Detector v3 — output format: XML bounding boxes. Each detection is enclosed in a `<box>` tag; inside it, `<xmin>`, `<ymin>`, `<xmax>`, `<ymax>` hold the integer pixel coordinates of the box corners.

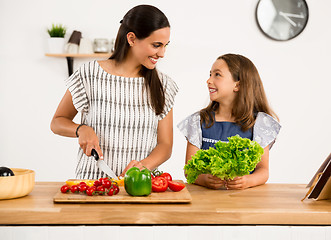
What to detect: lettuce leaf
<box><xmin>184</xmin><ymin>135</ymin><xmax>264</xmax><ymax>184</ymax></box>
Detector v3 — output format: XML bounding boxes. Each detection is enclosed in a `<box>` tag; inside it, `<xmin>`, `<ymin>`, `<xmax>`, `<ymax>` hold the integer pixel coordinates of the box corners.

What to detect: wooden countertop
<box><xmin>0</xmin><ymin>182</ymin><xmax>330</xmax><ymax>225</ymax></box>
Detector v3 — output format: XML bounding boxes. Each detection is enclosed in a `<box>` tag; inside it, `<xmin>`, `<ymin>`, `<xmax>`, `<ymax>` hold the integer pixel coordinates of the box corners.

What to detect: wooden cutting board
<box><xmin>53</xmin><ymin>180</ymin><xmax>192</xmax><ymax>203</ymax></box>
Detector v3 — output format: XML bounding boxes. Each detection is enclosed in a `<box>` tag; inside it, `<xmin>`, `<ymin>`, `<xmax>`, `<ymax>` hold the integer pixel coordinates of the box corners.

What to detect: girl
<box><xmin>51</xmin><ymin>5</ymin><xmax>178</xmax><ymax>179</ymax></box>
<box><xmin>178</xmin><ymin>54</ymin><xmax>280</xmax><ymax>190</ymax></box>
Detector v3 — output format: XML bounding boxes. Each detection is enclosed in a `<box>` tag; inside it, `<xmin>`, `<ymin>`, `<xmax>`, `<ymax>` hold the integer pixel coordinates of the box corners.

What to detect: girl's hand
<box><xmin>226</xmin><ymin>176</ymin><xmax>250</xmax><ymax>190</ymax></box>
<box><xmin>195</xmin><ymin>174</ymin><xmax>226</xmax><ymax>190</ymax></box>
<box><xmin>119</xmin><ymin>160</ymin><xmax>146</xmax><ymax>177</ymax></box>
<box><xmin>77</xmin><ymin>125</ymin><xmax>103</xmax><ymax>159</ymax></box>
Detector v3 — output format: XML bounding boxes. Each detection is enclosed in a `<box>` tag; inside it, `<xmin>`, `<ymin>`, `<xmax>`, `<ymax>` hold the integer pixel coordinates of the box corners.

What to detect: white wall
<box><xmin>0</xmin><ymin>0</ymin><xmax>330</xmax><ymax>183</ymax></box>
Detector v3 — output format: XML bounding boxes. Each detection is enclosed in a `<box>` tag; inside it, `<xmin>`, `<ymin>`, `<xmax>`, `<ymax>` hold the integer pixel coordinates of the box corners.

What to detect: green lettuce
<box><xmin>184</xmin><ymin>135</ymin><xmax>264</xmax><ymax>184</ymax></box>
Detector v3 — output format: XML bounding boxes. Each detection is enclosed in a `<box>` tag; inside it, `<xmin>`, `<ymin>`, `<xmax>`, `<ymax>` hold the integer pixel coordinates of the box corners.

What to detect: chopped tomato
<box><xmin>152</xmin><ymin>176</ymin><xmax>168</xmax><ymax>192</ymax></box>
<box><xmin>168</xmin><ymin>181</ymin><xmax>185</xmax><ymax>192</ymax></box>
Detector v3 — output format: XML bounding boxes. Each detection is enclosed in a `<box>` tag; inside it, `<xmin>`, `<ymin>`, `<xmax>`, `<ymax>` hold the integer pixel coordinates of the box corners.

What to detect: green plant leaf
<box><xmin>47</xmin><ymin>23</ymin><xmax>66</xmax><ymax>38</ymax></box>
<box><xmin>184</xmin><ymin>135</ymin><xmax>264</xmax><ymax>183</ymax></box>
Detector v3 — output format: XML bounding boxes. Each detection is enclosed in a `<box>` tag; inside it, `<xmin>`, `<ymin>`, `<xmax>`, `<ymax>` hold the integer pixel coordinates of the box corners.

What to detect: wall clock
<box><xmin>256</xmin><ymin>0</ymin><xmax>309</xmax><ymax>41</ymax></box>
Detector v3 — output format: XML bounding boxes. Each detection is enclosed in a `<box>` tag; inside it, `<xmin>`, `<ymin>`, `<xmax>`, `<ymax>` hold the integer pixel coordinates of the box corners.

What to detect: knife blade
<box><xmin>91</xmin><ymin>149</ymin><xmax>117</xmax><ymax>179</ymax></box>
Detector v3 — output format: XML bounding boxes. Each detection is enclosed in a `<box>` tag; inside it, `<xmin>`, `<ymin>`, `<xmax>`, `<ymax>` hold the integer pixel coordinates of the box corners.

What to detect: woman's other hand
<box><xmin>119</xmin><ymin>160</ymin><xmax>146</xmax><ymax>177</ymax></box>
<box><xmin>195</xmin><ymin>174</ymin><xmax>226</xmax><ymax>189</ymax></box>
<box><xmin>77</xmin><ymin>125</ymin><xmax>103</xmax><ymax>159</ymax></box>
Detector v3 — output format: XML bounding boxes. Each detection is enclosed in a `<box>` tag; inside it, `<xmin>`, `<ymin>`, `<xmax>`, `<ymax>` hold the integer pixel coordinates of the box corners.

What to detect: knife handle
<box><xmin>91</xmin><ymin>149</ymin><xmax>99</xmax><ymax>160</ymax></box>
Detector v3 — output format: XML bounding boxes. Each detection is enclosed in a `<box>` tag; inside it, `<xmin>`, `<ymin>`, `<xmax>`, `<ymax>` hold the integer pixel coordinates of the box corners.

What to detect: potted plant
<box><xmin>47</xmin><ymin>23</ymin><xmax>66</xmax><ymax>53</ymax></box>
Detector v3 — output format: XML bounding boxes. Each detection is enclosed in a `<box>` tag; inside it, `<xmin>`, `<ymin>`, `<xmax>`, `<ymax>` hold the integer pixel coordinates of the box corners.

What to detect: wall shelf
<box><xmin>45</xmin><ymin>53</ymin><xmax>111</xmax><ymax>76</ymax></box>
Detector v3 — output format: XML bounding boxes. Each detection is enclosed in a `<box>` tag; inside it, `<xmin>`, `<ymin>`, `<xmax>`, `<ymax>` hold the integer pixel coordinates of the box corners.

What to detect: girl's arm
<box><xmin>186</xmin><ymin>142</ymin><xmax>225</xmax><ymax>189</ymax></box>
<box><xmin>50</xmin><ymin>90</ymin><xmax>103</xmax><ymax>158</ymax></box>
<box><xmin>226</xmin><ymin>145</ymin><xmax>269</xmax><ymax>190</ymax></box>
<box><xmin>120</xmin><ymin>108</ymin><xmax>174</xmax><ymax>176</ymax></box>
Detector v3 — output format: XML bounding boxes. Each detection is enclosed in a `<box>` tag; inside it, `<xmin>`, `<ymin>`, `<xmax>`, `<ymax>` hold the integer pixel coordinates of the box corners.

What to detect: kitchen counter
<box><xmin>0</xmin><ymin>182</ymin><xmax>330</xmax><ymax>225</ymax></box>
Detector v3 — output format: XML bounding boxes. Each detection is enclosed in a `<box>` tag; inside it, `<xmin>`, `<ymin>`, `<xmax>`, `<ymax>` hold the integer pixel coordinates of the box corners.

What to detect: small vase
<box><xmin>47</xmin><ymin>37</ymin><xmax>65</xmax><ymax>54</ymax></box>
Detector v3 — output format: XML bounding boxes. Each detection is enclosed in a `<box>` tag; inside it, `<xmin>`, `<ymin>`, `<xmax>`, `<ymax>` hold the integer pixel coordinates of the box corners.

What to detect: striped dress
<box><xmin>65</xmin><ymin>60</ymin><xmax>178</xmax><ymax>179</ymax></box>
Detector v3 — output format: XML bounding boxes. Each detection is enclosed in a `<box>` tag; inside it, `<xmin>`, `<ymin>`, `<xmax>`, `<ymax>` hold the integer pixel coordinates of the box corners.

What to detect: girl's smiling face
<box><xmin>129</xmin><ymin>27</ymin><xmax>170</xmax><ymax>70</ymax></box>
<box><xmin>207</xmin><ymin>59</ymin><xmax>239</xmax><ymax>104</ymax></box>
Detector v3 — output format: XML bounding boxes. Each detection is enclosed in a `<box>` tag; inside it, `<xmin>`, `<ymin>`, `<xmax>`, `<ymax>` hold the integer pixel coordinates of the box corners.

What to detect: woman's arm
<box><xmin>50</xmin><ymin>90</ymin><xmax>103</xmax><ymax>158</ymax></box>
<box><xmin>226</xmin><ymin>145</ymin><xmax>269</xmax><ymax>190</ymax></box>
<box><xmin>186</xmin><ymin>141</ymin><xmax>225</xmax><ymax>189</ymax></box>
<box><xmin>120</xmin><ymin>108</ymin><xmax>174</xmax><ymax>176</ymax></box>
<box><xmin>50</xmin><ymin>90</ymin><xmax>78</xmax><ymax>137</ymax></box>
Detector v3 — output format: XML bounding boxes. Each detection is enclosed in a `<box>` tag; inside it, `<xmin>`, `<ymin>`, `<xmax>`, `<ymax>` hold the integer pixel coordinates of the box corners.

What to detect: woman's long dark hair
<box><xmin>200</xmin><ymin>54</ymin><xmax>278</xmax><ymax>131</ymax></box>
<box><xmin>109</xmin><ymin>5</ymin><xmax>170</xmax><ymax>115</ymax></box>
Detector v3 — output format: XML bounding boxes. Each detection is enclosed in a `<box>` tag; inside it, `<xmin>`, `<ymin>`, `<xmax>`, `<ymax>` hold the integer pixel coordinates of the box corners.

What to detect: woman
<box><xmin>51</xmin><ymin>5</ymin><xmax>178</xmax><ymax>179</ymax></box>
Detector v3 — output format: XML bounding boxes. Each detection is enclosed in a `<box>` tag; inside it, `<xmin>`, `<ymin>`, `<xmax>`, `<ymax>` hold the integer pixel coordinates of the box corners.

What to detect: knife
<box><xmin>91</xmin><ymin>149</ymin><xmax>117</xmax><ymax>179</ymax></box>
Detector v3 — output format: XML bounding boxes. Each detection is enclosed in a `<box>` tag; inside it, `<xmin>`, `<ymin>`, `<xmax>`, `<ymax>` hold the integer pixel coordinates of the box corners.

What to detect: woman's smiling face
<box><xmin>207</xmin><ymin>59</ymin><xmax>239</xmax><ymax>104</ymax></box>
<box><xmin>129</xmin><ymin>27</ymin><xmax>170</xmax><ymax>69</ymax></box>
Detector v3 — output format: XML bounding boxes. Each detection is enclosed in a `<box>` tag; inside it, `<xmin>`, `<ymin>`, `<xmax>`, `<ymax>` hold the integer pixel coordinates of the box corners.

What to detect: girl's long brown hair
<box><xmin>200</xmin><ymin>54</ymin><xmax>278</xmax><ymax>131</ymax></box>
<box><xmin>109</xmin><ymin>5</ymin><xmax>170</xmax><ymax>115</ymax></box>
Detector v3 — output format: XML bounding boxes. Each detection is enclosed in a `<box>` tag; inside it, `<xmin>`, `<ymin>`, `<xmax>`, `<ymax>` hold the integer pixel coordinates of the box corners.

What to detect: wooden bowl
<box><xmin>0</xmin><ymin>168</ymin><xmax>35</xmax><ymax>200</ymax></box>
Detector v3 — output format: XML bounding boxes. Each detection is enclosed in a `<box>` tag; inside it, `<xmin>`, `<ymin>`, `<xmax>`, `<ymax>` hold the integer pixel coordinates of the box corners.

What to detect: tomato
<box><xmin>113</xmin><ymin>185</ymin><xmax>120</xmax><ymax>195</ymax></box>
<box><xmin>152</xmin><ymin>176</ymin><xmax>168</xmax><ymax>192</ymax></box>
<box><xmin>79</xmin><ymin>181</ymin><xmax>87</xmax><ymax>186</ymax></box>
<box><xmin>160</xmin><ymin>172</ymin><xmax>172</xmax><ymax>182</ymax></box>
<box><xmin>93</xmin><ymin>180</ymin><xmax>102</xmax><ymax>187</ymax></box>
<box><xmin>107</xmin><ymin>188</ymin><xmax>114</xmax><ymax>196</ymax></box>
<box><xmin>103</xmin><ymin>180</ymin><xmax>112</xmax><ymax>189</ymax></box>
<box><xmin>168</xmin><ymin>181</ymin><xmax>185</xmax><ymax>192</ymax></box>
<box><xmin>100</xmin><ymin>178</ymin><xmax>108</xmax><ymax>186</ymax></box>
<box><xmin>70</xmin><ymin>185</ymin><xmax>79</xmax><ymax>193</ymax></box>
<box><xmin>86</xmin><ymin>186</ymin><xmax>96</xmax><ymax>196</ymax></box>
<box><xmin>78</xmin><ymin>184</ymin><xmax>87</xmax><ymax>193</ymax></box>
<box><xmin>60</xmin><ymin>185</ymin><xmax>69</xmax><ymax>193</ymax></box>
<box><xmin>96</xmin><ymin>186</ymin><xmax>105</xmax><ymax>195</ymax></box>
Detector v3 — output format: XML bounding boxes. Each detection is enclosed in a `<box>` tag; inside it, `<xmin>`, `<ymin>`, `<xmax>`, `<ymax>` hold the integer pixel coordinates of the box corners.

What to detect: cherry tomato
<box><xmin>79</xmin><ymin>182</ymin><xmax>87</xmax><ymax>186</ymax></box>
<box><xmin>168</xmin><ymin>181</ymin><xmax>185</xmax><ymax>192</ymax></box>
<box><xmin>96</xmin><ymin>186</ymin><xmax>105</xmax><ymax>195</ymax></box>
<box><xmin>89</xmin><ymin>186</ymin><xmax>96</xmax><ymax>191</ymax></box>
<box><xmin>152</xmin><ymin>176</ymin><xmax>168</xmax><ymax>192</ymax></box>
<box><xmin>70</xmin><ymin>185</ymin><xmax>79</xmax><ymax>193</ymax></box>
<box><xmin>107</xmin><ymin>188</ymin><xmax>114</xmax><ymax>196</ymax></box>
<box><xmin>86</xmin><ymin>187</ymin><xmax>95</xmax><ymax>196</ymax></box>
<box><xmin>160</xmin><ymin>172</ymin><xmax>172</xmax><ymax>182</ymax></box>
<box><xmin>113</xmin><ymin>185</ymin><xmax>120</xmax><ymax>195</ymax></box>
<box><xmin>60</xmin><ymin>185</ymin><xmax>69</xmax><ymax>193</ymax></box>
<box><xmin>93</xmin><ymin>180</ymin><xmax>101</xmax><ymax>187</ymax></box>
<box><xmin>78</xmin><ymin>184</ymin><xmax>87</xmax><ymax>193</ymax></box>
<box><xmin>100</xmin><ymin>178</ymin><xmax>108</xmax><ymax>186</ymax></box>
<box><xmin>103</xmin><ymin>180</ymin><xmax>112</xmax><ymax>189</ymax></box>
